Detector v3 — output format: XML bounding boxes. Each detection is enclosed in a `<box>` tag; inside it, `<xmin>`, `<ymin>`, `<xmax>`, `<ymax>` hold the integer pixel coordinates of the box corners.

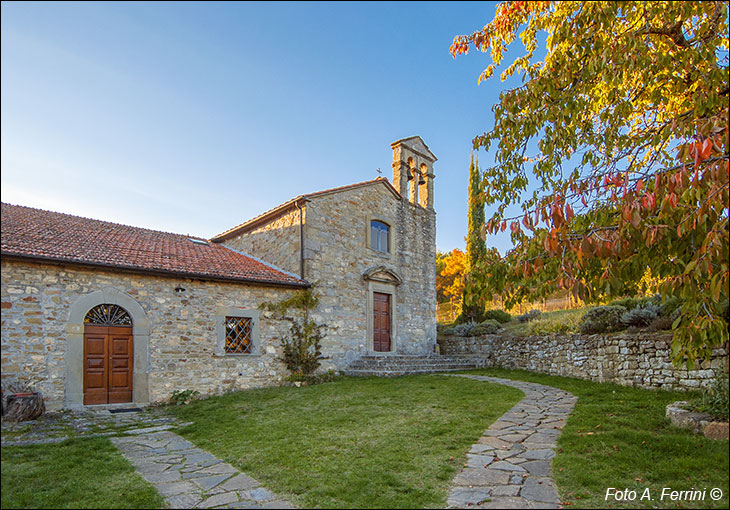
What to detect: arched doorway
<box><xmin>83</xmin><ymin>304</ymin><xmax>134</xmax><ymax>405</ymax></box>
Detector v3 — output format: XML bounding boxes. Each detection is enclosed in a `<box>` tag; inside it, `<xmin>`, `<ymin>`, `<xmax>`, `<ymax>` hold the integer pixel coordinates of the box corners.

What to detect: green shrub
<box><xmin>579</xmin><ymin>305</ymin><xmax>628</xmax><ymax>334</ymax></box>
<box><xmin>646</xmin><ymin>314</ymin><xmax>674</xmax><ymax>331</ymax></box>
<box><xmin>482</xmin><ymin>309</ymin><xmax>512</xmax><ymax>324</ymax></box>
<box><xmin>262</xmin><ymin>289</ymin><xmax>327</xmax><ymax>379</ymax></box>
<box><xmin>170</xmin><ymin>389</ymin><xmax>200</xmax><ymax>405</ymax></box>
<box><xmin>608</xmin><ymin>297</ymin><xmax>641</xmax><ymax>311</ymax></box>
<box><xmin>442</xmin><ymin>320</ymin><xmax>501</xmax><ymax>337</ymax></box>
<box><xmin>621</xmin><ymin>303</ymin><xmax>661</xmax><ymax>327</ymax></box>
<box><xmin>449</xmin><ymin>323</ymin><xmax>475</xmax><ymax>336</ymax></box>
<box><xmin>609</xmin><ymin>294</ymin><xmax>660</xmax><ymax>312</ymax></box>
<box><xmin>517</xmin><ymin>309</ymin><xmax>542</xmax><ymax>323</ymax></box>
<box><xmin>279</xmin><ymin>319</ymin><xmax>325</xmax><ymax>377</ymax></box>
<box><xmin>474</xmin><ymin>319</ymin><xmax>501</xmax><ymax>335</ymax></box>
<box><xmin>692</xmin><ymin>370</ymin><xmax>729</xmax><ymax>421</ymax></box>
<box><xmin>659</xmin><ymin>295</ymin><xmax>683</xmax><ymax>317</ymax></box>
<box><xmin>527</xmin><ymin>315</ymin><xmax>580</xmax><ymax>335</ymax></box>
<box><xmin>289</xmin><ymin>369</ymin><xmax>340</xmax><ymax>385</ymax></box>
<box><xmin>455</xmin><ymin>310</ymin><xmax>484</xmax><ymax>324</ymax></box>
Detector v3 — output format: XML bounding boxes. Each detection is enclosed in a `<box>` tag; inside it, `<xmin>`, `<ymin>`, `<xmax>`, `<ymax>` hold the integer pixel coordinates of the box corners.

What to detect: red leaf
<box><xmin>631</xmin><ymin>209</ymin><xmax>641</xmax><ymax>229</ymax></box>
<box><xmin>500</xmin><ymin>220</ymin><xmax>507</xmax><ymax>232</ymax></box>
<box><xmin>622</xmin><ymin>205</ymin><xmax>631</xmax><ymax>222</ymax></box>
<box><xmin>581</xmin><ymin>237</ymin><xmax>592</xmax><ymax>257</ymax></box>
<box><xmin>565</xmin><ymin>203</ymin><xmax>574</xmax><ymax>222</ymax></box>
<box><xmin>701</xmin><ymin>138</ymin><xmax>712</xmax><ymax>159</ymax></box>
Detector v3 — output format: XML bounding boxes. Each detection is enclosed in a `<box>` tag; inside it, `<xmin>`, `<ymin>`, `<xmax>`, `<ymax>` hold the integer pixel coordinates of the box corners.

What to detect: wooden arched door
<box><xmin>83</xmin><ymin>304</ymin><xmax>133</xmax><ymax>405</ymax></box>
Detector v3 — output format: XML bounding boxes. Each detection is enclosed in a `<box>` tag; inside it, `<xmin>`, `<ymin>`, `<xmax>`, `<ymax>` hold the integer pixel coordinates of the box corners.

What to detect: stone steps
<box><xmin>345</xmin><ymin>367</ymin><xmax>475</xmax><ymax>377</ymax></box>
<box><xmin>344</xmin><ymin>355</ymin><xmax>482</xmax><ymax>377</ymax></box>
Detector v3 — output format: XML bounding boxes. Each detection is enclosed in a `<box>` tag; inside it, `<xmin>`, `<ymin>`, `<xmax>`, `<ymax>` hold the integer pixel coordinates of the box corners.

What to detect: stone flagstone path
<box><xmin>111</xmin><ymin>430</ymin><xmax>294</xmax><ymax>509</ymax></box>
<box><xmin>442</xmin><ymin>374</ymin><xmax>577</xmax><ymax>509</ymax></box>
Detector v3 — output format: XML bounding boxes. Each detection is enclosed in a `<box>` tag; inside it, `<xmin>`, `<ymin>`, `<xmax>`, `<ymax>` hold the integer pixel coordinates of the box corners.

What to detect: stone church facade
<box><xmin>1</xmin><ymin>136</ymin><xmax>438</xmax><ymax>410</ymax></box>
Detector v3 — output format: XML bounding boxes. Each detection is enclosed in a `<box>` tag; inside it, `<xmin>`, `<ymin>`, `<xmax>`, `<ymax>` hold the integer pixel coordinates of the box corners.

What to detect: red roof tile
<box><xmin>1</xmin><ymin>203</ymin><xmax>307</xmax><ymax>287</ymax></box>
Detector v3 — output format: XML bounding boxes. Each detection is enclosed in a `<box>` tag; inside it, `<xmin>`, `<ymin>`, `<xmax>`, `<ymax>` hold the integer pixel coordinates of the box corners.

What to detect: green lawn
<box><xmin>169</xmin><ymin>375</ymin><xmax>523</xmax><ymax>509</ymax></box>
<box><xmin>1</xmin><ymin>436</ymin><xmax>165</xmax><ymax>509</ymax></box>
<box><xmin>4</xmin><ymin>371</ymin><xmax>725</xmax><ymax>510</ymax></box>
<box><xmin>463</xmin><ymin>368</ymin><xmax>730</xmax><ymax>509</ymax></box>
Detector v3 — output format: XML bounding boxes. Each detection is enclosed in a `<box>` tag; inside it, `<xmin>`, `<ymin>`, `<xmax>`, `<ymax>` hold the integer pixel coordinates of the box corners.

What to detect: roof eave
<box><xmin>1</xmin><ymin>252</ymin><xmax>310</xmax><ymax>289</ymax></box>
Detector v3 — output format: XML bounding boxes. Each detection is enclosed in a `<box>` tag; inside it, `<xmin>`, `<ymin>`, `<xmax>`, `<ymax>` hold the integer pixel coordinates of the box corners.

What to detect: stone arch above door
<box><xmin>362</xmin><ymin>266</ymin><xmax>402</xmax><ymax>286</ymax></box>
<box><xmin>65</xmin><ymin>287</ymin><xmax>150</xmax><ymax>409</ymax></box>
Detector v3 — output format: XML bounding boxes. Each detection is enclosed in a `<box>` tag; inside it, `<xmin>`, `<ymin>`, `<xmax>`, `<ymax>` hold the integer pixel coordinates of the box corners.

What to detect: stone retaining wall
<box><xmin>437</xmin><ymin>332</ymin><xmax>728</xmax><ymax>390</ymax></box>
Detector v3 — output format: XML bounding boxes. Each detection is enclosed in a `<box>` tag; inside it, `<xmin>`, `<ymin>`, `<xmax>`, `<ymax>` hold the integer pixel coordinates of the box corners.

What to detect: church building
<box><xmin>1</xmin><ymin>136</ymin><xmax>438</xmax><ymax>410</ymax></box>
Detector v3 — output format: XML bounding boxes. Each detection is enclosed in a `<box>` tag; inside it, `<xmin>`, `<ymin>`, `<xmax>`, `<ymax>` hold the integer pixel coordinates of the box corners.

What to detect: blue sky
<box><xmin>1</xmin><ymin>1</ymin><xmax>529</xmax><ymax>254</ymax></box>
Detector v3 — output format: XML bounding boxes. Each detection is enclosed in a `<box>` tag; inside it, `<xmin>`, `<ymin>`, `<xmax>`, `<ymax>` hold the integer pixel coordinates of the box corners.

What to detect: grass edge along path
<box><xmin>461</xmin><ymin>368</ymin><xmax>729</xmax><ymax>509</ymax></box>
<box><xmin>170</xmin><ymin>374</ymin><xmax>524</xmax><ymax>509</ymax></box>
<box><xmin>1</xmin><ymin>435</ymin><xmax>166</xmax><ymax>509</ymax></box>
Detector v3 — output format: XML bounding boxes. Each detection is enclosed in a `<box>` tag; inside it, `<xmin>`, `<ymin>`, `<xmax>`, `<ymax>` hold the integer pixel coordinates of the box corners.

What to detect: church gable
<box><xmin>390</xmin><ymin>135</ymin><xmax>437</xmax><ymax>162</ymax></box>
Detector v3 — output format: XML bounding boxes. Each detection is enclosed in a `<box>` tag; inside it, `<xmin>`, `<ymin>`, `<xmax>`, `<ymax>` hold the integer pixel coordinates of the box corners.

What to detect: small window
<box><xmin>370</xmin><ymin>220</ymin><xmax>390</xmax><ymax>253</ymax></box>
<box><xmin>224</xmin><ymin>316</ymin><xmax>253</xmax><ymax>354</ymax></box>
<box><xmin>216</xmin><ymin>308</ymin><xmax>259</xmax><ymax>356</ymax></box>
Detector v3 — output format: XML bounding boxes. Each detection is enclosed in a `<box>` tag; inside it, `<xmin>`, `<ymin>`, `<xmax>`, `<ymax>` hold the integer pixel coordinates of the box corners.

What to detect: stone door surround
<box><xmin>363</xmin><ymin>266</ymin><xmax>401</xmax><ymax>354</ymax></box>
<box><xmin>66</xmin><ymin>287</ymin><xmax>150</xmax><ymax>409</ymax></box>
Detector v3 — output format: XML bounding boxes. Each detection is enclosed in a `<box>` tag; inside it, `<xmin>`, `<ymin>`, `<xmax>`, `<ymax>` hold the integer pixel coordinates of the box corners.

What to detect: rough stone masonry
<box><xmin>438</xmin><ymin>331</ymin><xmax>728</xmax><ymax>390</ymax></box>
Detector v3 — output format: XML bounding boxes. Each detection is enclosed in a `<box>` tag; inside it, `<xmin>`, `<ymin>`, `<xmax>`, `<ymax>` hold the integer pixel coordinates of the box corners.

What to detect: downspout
<box><xmin>295</xmin><ymin>200</ymin><xmax>305</xmax><ymax>280</ymax></box>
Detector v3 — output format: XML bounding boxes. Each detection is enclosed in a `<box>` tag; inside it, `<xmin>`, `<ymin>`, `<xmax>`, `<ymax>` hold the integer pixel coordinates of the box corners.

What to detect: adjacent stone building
<box><xmin>1</xmin><ymin>136</ymin><xmax>438</xmax><ymax>410</ymax></box>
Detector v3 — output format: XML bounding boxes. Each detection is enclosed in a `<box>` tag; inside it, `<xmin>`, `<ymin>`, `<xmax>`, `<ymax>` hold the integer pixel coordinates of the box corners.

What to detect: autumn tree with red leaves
<box><xmin>451</xmin><ymin>1</ymin><xmax>729</xmax><ymax>365</ymax></box>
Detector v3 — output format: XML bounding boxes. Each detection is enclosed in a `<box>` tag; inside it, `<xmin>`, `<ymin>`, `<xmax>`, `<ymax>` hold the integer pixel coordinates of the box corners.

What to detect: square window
<box><xmin>224</xmin><ymin>316</ymin><xmax>253</xmax><ymax>354</ymax></box>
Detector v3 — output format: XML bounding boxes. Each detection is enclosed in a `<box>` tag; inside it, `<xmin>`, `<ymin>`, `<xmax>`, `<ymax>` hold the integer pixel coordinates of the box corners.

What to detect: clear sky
<box><xmin>1</xmin><ymin>1</ymin><xmax>529</xmax><ymax>254</ymax></box>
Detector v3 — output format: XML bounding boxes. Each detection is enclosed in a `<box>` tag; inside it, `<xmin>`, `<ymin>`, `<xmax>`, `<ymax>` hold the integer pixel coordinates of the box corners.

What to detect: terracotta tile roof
<box><xmin>212</xmin><ymin>177</ymin><xmax>401</xmax><ymax>241</ymax></box>
<box><xmin>1</xmin><ymin>203</ymin><xmax>307</xmax><ymax>287</ymax></box>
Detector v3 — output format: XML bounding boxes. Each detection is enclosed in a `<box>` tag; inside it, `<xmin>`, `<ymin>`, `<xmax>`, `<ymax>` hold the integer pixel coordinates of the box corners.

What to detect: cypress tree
<box><xmin>461</xmin><ymin>153</ymin><xmax>486</xmax><ymax>322</ymax></box>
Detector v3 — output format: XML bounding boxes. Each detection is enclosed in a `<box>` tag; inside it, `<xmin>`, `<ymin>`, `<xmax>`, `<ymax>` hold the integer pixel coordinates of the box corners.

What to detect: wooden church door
<box><xmin>373</xmin><ymin>292</ymin><xmax>391</xmax><ymax>352</ymax></box>
<box><xmin>83</xmin><ymin>305</ymin><xmax>133</xmax><ymax>405</ymax></box>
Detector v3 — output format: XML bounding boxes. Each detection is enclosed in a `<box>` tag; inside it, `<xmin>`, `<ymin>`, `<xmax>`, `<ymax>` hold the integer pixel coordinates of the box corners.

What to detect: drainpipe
<box><xmin>295</xmin><ymin>200</ymin><xmax>305</xmax><ymax>280</ymax></box>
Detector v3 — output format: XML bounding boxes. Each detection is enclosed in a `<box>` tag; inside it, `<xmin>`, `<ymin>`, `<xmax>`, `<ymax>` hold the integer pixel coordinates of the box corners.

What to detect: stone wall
<box><xmin>438</xmin><ymin>332</ymin><xmax>729</xmax><ymax>390</ymax></box>
<box><xmin>223</xmin><ymin>206</ymin><xmax>302</xmax><ymax>278</ymax></box>
<box><xmin>222</xmin><ymin>180</ymin><xmax>438</xmax><ymax>368</ymax></box>
<box><xmin>303</xmin><ymin>183</ymin><xmax>437</xmax><ymax>367</ymax></box>
<box><xmin>1</xmin><ymin>259</ymin><xmax>298</xmax><ymax>410</ymax></box>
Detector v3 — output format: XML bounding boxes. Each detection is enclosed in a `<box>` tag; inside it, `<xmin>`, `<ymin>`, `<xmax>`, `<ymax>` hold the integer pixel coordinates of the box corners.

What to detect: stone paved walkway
<box><xmin>442</xmin><ymin>374</ymin><xmax>577</xmax><ymax>509</ymax></box>
<box><xmin>111</xmin><ymin>430</ymin><xmax>295</xmax><ymax>509</ymax></box>
<box><xmin>1</xmin><ymin>407</ymin><xmax>181</xmax><ymax>446</ymax></box>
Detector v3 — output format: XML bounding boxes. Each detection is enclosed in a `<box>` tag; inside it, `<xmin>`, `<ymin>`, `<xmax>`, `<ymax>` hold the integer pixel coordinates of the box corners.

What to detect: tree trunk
<box><xmin>3</xmin><ymin>392</ymin><xmax>45</xmax><ymax>422</ymax></box>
